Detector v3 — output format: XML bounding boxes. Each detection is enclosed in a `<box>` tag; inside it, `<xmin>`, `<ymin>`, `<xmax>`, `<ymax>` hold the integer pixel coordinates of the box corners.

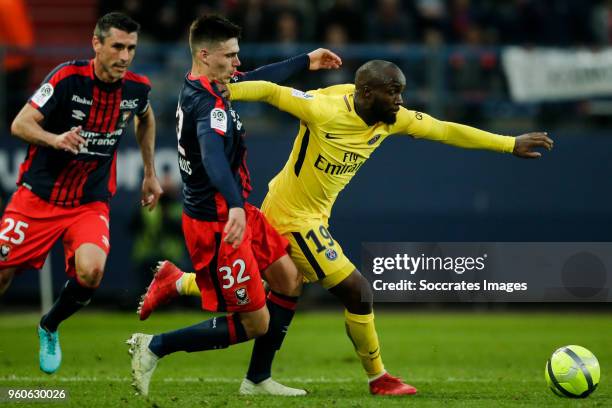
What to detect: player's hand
<box><xmin>224</xmin><ymin>207</ymin><xmax>246</xmax><ymax>249</ymax></box>
<box><xmin>53</xmin><ymin>126</ymin><xmax>86</xmax><ymax>154</ymax></box>
<box><xmin>308</xmin><ymin>48</ymin><xmax>342</xmax><ymax>71</ymax></box>
<box><xmin>513</xmin><ymin>132</ymin><xmax>553</xmax><ymax>159</ymax></box>
<box><xmin>141</xmin><ymin>175</ymin><xmax>163</xmax><ymax>211</ymax></box>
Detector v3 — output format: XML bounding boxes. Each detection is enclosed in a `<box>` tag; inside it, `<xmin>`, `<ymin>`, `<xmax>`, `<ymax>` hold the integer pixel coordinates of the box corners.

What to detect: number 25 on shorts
<box><xmin>0</xmin><ymin>218</ymin><xmax>29</xmax><ymax>245</ymax></box>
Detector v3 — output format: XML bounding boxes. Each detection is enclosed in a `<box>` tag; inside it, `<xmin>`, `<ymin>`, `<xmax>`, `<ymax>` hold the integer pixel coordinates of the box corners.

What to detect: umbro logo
<box><xmin>72</xmin><ymin>110</ymin><xmax>86</xmax><ymax>121</ymax></box>
<box><xmin>325</xmin><ymin>133</ymin><xmax>341</xmax><ymax>140</ymax></box>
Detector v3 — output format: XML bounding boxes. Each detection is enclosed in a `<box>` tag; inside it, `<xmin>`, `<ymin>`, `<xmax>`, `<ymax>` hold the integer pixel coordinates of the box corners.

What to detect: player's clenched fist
<box><xmin>53</xmin><ymin>126</ymin><xmax>86</xmax><ymax>155</ymax></box>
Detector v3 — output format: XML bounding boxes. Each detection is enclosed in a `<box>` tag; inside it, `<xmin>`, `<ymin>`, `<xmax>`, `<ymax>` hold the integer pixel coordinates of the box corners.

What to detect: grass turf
<box><xmin>0</xmin><ymin>311</ymin><xmax>609</xmax><ymax>407</ymax></box>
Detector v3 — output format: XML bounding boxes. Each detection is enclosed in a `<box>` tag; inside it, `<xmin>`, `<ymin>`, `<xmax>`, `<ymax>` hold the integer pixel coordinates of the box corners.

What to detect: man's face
<box><xmin>204</xmin><ymin>38</ymin><xmax>241</xmax><ymax>83</ymax></box>
<box><xmin>369</xmin><ymin>69</ymin><xmax>406</xmax><ymax>124</ymax></box>
<box><xmin>93</xmin><ymin>27</ymin><xmax>138</xmax><ymax>82</ymax></box>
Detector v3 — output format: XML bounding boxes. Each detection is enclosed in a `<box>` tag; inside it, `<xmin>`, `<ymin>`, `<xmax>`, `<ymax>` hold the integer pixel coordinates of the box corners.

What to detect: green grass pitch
<box><xmin>0</xmin><ymin>311</ymin><xmax>609</xmax><ymax>407</ymax></box>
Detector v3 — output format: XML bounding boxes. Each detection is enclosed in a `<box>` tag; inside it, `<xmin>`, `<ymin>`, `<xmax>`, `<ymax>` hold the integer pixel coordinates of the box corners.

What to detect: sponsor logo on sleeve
<box><xmin>120</xmin><ymin>99</ymin><xmax>139</xmax><ymax>109</ymax></box>
<box><xmin>291</xmin><ymin>89</ymin><xmax>314</xmax><ymax>99</ymax></box>
<box><xmin>367</xmin><ymin>134</ymin><xmax>381</xmax><ymax>145</ymax></box>
<box><xmin>31</xmin><ymin>83</ymin><xmax>54</xmax><ymax>107</ymax></box>
<box><xmin>210</xmin><ymin>108</ymin><xmax>228</xmax><ymax>133</ymax></box>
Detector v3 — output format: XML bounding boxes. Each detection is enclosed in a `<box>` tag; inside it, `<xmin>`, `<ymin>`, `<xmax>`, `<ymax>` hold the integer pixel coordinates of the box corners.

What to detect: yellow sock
<box><xmin>178</xmin><ymin>272</ymin><xmax>200</xmax><ymax>296</ymax></box>
<box><xmin>344</xmin><ymin>309</ymin><xmax>385</xmax><ymax>378</ymax></box>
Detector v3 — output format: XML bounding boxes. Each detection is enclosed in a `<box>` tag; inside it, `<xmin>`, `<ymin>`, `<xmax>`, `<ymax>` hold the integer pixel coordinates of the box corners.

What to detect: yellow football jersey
<box><xmin>228</xmin><ymin>81</ymin><xmax>515</xmax><ymax>233</ymax></box>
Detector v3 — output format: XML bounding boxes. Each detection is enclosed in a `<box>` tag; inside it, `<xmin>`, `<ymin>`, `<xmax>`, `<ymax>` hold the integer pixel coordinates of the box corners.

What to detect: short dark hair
<box><xmin>94</xmin><ymin>12</ymin><xmax>140</xmax><ymax>43</ymax></box>
<box><xmin>189</xmin><ymin>15</ymin><xmax>241</xmax><ymax>56</ymax></box>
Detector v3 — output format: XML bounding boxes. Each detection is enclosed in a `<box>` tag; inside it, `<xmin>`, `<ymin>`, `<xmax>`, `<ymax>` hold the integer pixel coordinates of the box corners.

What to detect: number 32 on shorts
<box><xmin>0</xmin><ymin>218</ymin><xmax>29</xmax><ymax>245</ymax></box>
<box><xmin>219</xmin><ymin>259</ymin><xmax>250</xmax><ymax>289</ymax></box>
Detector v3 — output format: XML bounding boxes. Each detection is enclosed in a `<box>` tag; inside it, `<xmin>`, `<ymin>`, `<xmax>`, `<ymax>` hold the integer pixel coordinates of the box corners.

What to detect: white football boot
<box><xmin>127</xmin><ymin>333</ymin><xmax>159</xmax><ymax>397</ymax></box>
<box><xmin>239</xmin><ymin>378</ymin><xmax>307</xmax><ymax>396</ymax></box>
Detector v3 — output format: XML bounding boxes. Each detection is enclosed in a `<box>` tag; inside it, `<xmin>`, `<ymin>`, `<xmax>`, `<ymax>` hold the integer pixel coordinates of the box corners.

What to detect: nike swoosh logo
<box><xmin>325</xmin><ymin>133</ymin><xmax>341</xmax><ymax>139</ymax></box>
<box><xmin>368</xmin><ymin>348</ymin><xmax>379</xmax><ymax>355</ymax></box>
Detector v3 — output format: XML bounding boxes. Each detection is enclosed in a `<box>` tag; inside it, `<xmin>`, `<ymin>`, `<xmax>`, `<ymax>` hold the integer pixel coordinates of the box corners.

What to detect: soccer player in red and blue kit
<box><xmin>127</xmin><ymin>15</ymin><xmax>341</xmax><ymax>397</ymax></box>
<box><xmin>0</xmin><ymin>12</ymin><xmax>163</xmax><ymax>374</ymax></box>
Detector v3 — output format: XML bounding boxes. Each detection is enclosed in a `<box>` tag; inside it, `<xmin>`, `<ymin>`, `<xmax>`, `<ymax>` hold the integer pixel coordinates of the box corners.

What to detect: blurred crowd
<box><xmin>99</xmin><ymin>0</ymin><xmax>612</xmax><ymax>47</ymax></box>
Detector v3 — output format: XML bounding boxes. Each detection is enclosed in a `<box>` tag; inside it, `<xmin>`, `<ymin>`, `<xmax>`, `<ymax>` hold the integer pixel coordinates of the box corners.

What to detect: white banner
<box><xmin>502</xmin><ymin>47</ymin><xmax>612</xmax><ymax>102</ymax></box>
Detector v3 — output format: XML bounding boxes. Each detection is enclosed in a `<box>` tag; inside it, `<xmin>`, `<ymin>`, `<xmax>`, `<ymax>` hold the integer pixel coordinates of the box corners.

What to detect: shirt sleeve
<box><xmin>227</xmin><ymin>80</ymin><xmax>333</xmax><ymax>125</ymax></box>
<box><xmin>394</xmin><ymin>107</ymin><xmax>515</xmax><ymax>153</ymax></box>
<box><xmin>28</xmin><ymin>68</ymin><xmax>70</xmax><ymax>118</ymax></box>
<box><xmin>195</xmin><ymin>99</ymin><xmax>244</xmax><ymax>209</ymax></box>
<box><xmin>230</xmin><ymin>54</ymin><xmax>309</xmax><ymax>83</ymax></box>
<box><xmin>137</xmin><ymin>85</ymin><xmax>151</xmax><ymax>116</ymax></box>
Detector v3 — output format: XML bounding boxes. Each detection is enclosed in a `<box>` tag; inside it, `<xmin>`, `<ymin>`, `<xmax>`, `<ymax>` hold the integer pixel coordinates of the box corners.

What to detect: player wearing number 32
<box><xmin>218</xmin><ymin>60</ymin><xmax>553</xmax><ymax>395</ymax></box>
<box><xmin>127</xmin><ymin>15</ymin><xmax>343</xmax><ymax>397</ymax></box>
<box><xmin>0</xmin><ymin>13</ymin><xmax>162</xmax><ymax>375</ymax></box>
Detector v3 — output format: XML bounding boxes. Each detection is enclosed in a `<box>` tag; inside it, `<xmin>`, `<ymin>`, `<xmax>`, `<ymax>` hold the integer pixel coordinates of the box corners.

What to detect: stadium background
<box><xmin>2</xmin><ymin>0</ymin><xmax>612</xmax><ymax>307</ymax></box>
<box><xmin>0</xmin><ymin>1</ymin><xmax>610</xmax><ymax>407</ymax></box>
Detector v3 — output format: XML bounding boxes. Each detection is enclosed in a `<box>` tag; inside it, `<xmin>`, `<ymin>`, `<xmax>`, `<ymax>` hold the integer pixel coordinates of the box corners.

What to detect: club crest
<box><xmin>235</xmin><ymin>287</ymin><xmax>250</xmax><ymax>305</ymax></box>
<box><xmin>0</xmin><ymin>244</ymin><xmax>11</xmax><ymax>261</ymax></box>
<box><xmin>325</xmin><ymin>248</ymin><xmax>338</xmax><ymax>261</ymax></box>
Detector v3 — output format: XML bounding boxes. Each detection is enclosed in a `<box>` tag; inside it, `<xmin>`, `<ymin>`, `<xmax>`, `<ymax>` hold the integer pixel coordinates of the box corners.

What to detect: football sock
<box><xmin>177</xmin><ymin>272</ymin><xmax>200</xmax><ymax>296</ymax></box>
<box><xmin>148</xmin><ymin>314</ymin><xmax>247</xmax><ymax>358</ymax></box>
<box><xmin>40</xmin><ymin>278</ymin><xmax>95</xmax><ymax>332</ymax></box>
<box><xmin>246</xmin><ymin>291</ymin><xmax>298</xmax><ymax>384</ymax></box>
<box><xmin>344</xmin><ymin>309</ymin><xmax>385</xmax><ymax>378</ymax></box>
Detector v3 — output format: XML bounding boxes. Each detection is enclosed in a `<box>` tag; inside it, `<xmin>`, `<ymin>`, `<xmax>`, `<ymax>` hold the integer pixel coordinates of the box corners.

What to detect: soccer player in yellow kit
<box><xmin>226</xmin><ymin>60</ymin><xmax>552</xmax><ymax>395</ymax></box>
<box><xmin>145</xmin><ymin>60</ymin><xmax>553</xmax><ymax>395</ymax></box>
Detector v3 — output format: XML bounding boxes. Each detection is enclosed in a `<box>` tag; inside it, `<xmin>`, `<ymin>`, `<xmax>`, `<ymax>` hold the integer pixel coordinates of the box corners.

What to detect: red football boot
<box><xmin>138</xmin><ymin>260</ymin><xmax>183</xmax><ymax>320</ymax></box>
<box><xmin>369</xmin><ymin>373</ymin><xmax>418</xmax><ymax>396</ymax></box>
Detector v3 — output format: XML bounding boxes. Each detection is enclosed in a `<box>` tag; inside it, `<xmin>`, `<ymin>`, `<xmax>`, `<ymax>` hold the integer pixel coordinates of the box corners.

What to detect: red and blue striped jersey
<box><xmin>17</xmin><ymin>59</ymin><xmax>151</xmax><ymax>207</ymax></box>
<box><xmin>176</xmin><ymin>54</ymin><xmax>309</xmax><ymax>221</ymax></box>
<box><xmin>176</xmin><ymin>73</ymin><xmax>251</xmax><ymax>221</ymax></box>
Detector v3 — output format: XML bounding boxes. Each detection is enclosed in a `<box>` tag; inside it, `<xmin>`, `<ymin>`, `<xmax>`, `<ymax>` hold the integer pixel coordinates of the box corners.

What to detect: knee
<box><xmin>240</xmin><ymin>310</ymin><xmax>270</xmax><ymax>339</ymax></box>
<box><xmin>269</xmin><ymin>268</ymin><xmax>303</xmax><ymax>297</ymax></box>
<box><xmin>264</xmin><ymin>257</ymin><xmax>303</xmax><ymax>297</ymax></box>
<box><xmin>76</xmin><ymin>261</ymin><xmax>104</xmax><ymax>288</ymax></box>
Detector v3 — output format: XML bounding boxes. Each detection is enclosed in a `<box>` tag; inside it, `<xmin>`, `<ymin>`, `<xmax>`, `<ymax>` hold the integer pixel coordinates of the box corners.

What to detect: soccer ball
<box><xmin>545</xmin><ymin>345</ymin><xmax>600</xmax><ymax>398</ymax></box>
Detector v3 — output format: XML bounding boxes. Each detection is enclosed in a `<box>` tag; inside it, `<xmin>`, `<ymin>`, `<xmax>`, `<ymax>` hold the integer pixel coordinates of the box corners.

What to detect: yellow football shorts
<box><xmin>283</xmin><ymin>222</ymin><xmax>355</xmax><ymax>289</ymax></box>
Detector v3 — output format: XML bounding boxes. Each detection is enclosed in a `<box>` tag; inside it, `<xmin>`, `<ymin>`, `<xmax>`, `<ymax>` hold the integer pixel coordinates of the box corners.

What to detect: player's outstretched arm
<box><xmin>225</xmin><ymin>81</ymin><xmax>328</xmax><ymax>125</ymax></box>
<box><xmin>512</xmin><ymin>132</ymin><xmax>553</xmax><ymax>158</ymax></box>
<box><xmin>10</xmin><ymin>104</ymin><xmax>85</xmax><ymax>154</ymax></box>
<box><xmin>232</xmin><ymin>49</ymin><xmax>341</xmax><ymax>83</ymax></box>
<box><xmin>134</xmin><ymin>106</ymin><xmax>163</xmax><ymax>210</ymax></box>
